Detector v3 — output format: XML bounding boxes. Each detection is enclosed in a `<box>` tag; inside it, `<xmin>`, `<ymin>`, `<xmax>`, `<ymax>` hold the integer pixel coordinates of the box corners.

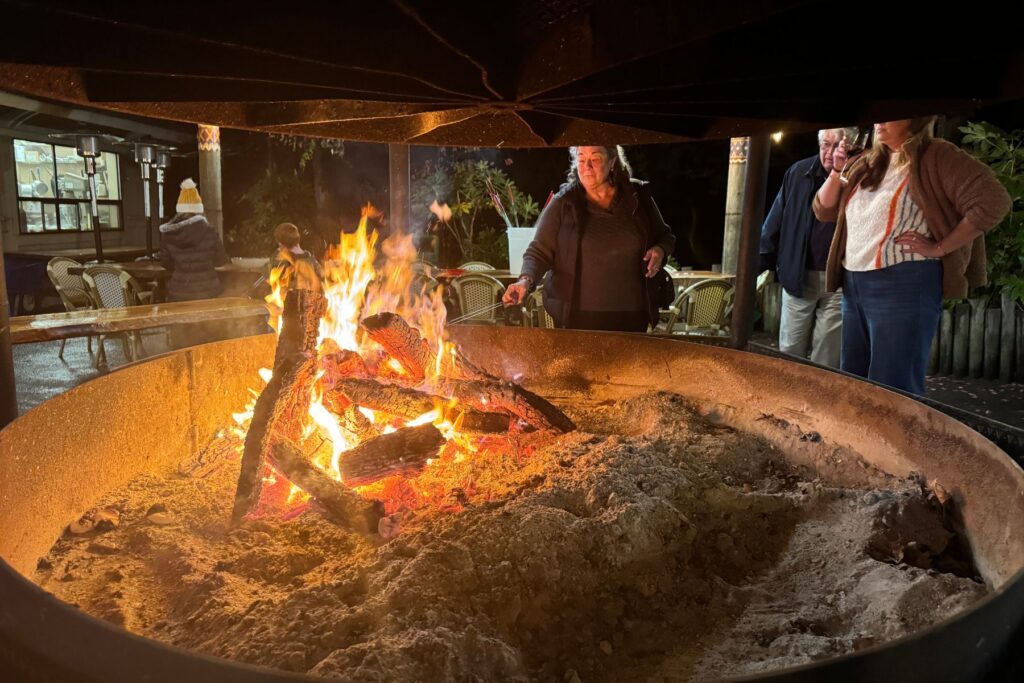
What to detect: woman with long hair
<box><xmin>813</xmin><ymin>118</ymin><xmax>1011</xmax><ymax>394</ymax></box>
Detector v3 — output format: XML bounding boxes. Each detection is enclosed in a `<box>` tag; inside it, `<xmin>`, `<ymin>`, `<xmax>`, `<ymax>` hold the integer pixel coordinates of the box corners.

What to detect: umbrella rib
<box><xmin>14</xmin><ymin>2</ymin><xmax>488</xmax><ymax>102</ymax></box>
<box><xmin>261</xmin><ymin>108</ymin><xmax>480</xmax><ymax>137</ymax></box>
<box><xmin>391</xmin><ymin>0</ymin><xmax>505</xmax><ymax>100</ymax></box>
<box><xmin>394</xmin><ymin>109</ymin><xmax>487</xmax><ymax>143</ymax></box>
<box><xmin>79</xmin><ymin>66</ymin><xmax>478</xmax><ymax>105</ymax></box>
<box><xmin>251</xmin><ymin>106</ymin><xmax>475</xmax><ymax>128</ymax></box>
<box><xmin>511</xmin><ymin>111</ymin><xmax>551</xmax><ymax>146</ymax></box>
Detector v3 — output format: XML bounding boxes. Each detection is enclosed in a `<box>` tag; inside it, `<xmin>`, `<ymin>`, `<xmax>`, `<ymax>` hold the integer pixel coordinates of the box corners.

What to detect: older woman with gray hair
<box><xmin>503</xmin><ymin>145</ymin><xmax>675</xmax><ymax>331</ymax></box>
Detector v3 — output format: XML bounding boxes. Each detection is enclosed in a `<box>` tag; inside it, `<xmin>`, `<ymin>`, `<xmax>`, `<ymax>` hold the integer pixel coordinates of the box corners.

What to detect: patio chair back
<box><xmin>82</xmin><ymin>265</ymin><xmax>147</xmax><ymax>366</ymax></box>
<box><xmin>664</xmin><ymin>279</ymin><xmax>734</xmax><ymax>334</ymax></box>
<box><xmin>83</xmin><ymin>266</ymin><xmax>140</xmax><ymax>309</ymax></box>
<box><xmin>451</xmin><ymin>273</ymin><xmax>505</xmax><ymax>323</ymax></box>
<box><xmin>526</xmin><ymin>288</ymin><xmax>556</xmax><ymax>329</ymax></box>
<box><xmin>46</xmin><ymin>257</ymin><xmax>92</xmax><ymax>311</ymax></box>
<box><xmin>458</xmin><ymin>261</ymin><xmax>494</xmax><ymax>272</ymax></box>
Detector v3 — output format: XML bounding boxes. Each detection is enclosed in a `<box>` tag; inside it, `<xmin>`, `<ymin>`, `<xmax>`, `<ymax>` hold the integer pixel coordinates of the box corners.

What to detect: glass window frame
<box><xmin>13</xmin><ymin>138</ymin><xmax>124</xmax><ymax>235</ymax></box>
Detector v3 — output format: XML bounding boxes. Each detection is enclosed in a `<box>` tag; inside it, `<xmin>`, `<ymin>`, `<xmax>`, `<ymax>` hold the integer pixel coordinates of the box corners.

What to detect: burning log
<box><xmin>232</xmin><ymin>289</ymin><xmax>327</xmax><ymax>524</ymax></box>
<box><xmin>341</xmin><ymin>405</ymin><xmax>380</xmax><ymax>441</ymax></box>
<box><xmin>321</xmin><ymin>387</ymin><xmax>381</xmax><ymax>441</ymax></box>
<box><xmin>320</xmin><ymin>349</ymin><xmax>371</xmax><ymax>386</ymax></box>
<box><xmin>338</xmin><ymin>424</ymin><xmax>445</xmax><ymax>487</ymax></box>
<box><xmin>271</xmin><ymin>441</ymin><xmax>384</xmax><ymax>535</ymax></box>
<box><xmin>360</xmin><ymin>312</ymin><xmax>435</xmax><ymax>382</ymax></box>
<box><xmin>438</xmin><ymin>379</ymin><xmax>575</xmax><ymax>434</ymax></box>
<box><xmin>458</xmin><ymin>411</ymin><xmax>511</xmax><ymax>434</ymax></box>
<box><xmin>332</xmin><ymin>378</ymin><xmax>435</xmax><ymax>419</ymax></box>
<box><xmin>273</xmin><ymin>289</ymin><xmax>327</xmax><ymax>368</ymax></box>
<box><xmin>330</xmin><ymin>379</ymin><xmax>510</xmax><ymax>434</ymax></box>
<box><xmin>232</xmin><ymin>357</ymin><xmax>318</xmax><ymax>524</ymax></box>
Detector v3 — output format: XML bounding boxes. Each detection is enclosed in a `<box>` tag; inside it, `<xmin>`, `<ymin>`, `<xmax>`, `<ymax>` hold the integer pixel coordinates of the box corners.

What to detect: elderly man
<box><xmin>759</xmin><ymin>127</ymin><xmax>857</xmax><ymax>367</ymax></box>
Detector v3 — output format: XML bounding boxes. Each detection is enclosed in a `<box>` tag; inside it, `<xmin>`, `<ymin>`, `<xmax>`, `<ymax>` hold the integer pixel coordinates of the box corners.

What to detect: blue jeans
<box><xmin>841</xmin><ymin>261</ymin><xmax>942</xmax><ymax>395</ymax></box>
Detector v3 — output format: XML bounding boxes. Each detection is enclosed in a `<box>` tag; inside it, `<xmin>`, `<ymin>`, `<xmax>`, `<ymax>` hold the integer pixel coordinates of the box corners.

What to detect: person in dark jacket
<box><xmin>759</xmin><ymin>127</ymin><xmax>856</xmax><ymax>367</ymax></box>
<box><xmin>502</xmin><ymin>146</ymin><xmax>675</xmax><ymax>331</ymax></box>
<box><xmin>159</xmin><ymin>178</ymin><xmax>228</xmax><ymax>301</ymax></box>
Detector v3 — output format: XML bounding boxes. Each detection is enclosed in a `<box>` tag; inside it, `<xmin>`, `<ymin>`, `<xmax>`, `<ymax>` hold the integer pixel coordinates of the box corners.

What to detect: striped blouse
<box><xmin>843</xmin><ymin>164</ymin><xmax>937</xmax><ymax>272</ymax></box>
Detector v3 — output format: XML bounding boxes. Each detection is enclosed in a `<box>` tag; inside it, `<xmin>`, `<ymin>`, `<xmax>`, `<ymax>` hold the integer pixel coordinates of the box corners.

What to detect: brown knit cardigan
<box><xmin>813</xmin><ymin>138</ymin><xmax>1012</xmax><ymax>298</ymax></box>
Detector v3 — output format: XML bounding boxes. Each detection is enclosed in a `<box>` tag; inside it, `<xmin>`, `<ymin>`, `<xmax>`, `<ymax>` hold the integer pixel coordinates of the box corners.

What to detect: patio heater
<box><xmin>154</xmin><ymin>148</ymin><xmax>175</xmax><ymax>223</ymax></box>
<box><xmin>121</xmin><ymin>139</ymin><xmax>176</xmax><ymax>260</ymax></box>
<box><xmin>50</xmin><ymin>131</ymin><xmax>124</xmax><ymax>263</ymax></box>
<box><xmin>132</xmin><ymin>140</ymin><xmax>157</xmax><ymax>259</ymax></box>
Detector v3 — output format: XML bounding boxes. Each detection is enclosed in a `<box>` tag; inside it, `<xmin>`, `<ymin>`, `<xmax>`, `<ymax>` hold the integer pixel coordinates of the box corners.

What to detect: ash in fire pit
<box><xmin>35</xmin><ymin>391</ymin><xmax>987</xmax><ymax>682</ymax></box>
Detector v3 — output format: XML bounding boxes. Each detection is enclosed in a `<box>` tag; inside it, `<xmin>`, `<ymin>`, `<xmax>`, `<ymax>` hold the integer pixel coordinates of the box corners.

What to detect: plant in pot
<box><xmin>412</xmin><ymin>158</ymin><xmax>539</xmax><ymax>268</ymax></box>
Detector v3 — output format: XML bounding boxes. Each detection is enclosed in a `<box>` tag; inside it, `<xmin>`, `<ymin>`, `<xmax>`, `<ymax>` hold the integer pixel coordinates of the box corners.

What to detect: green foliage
<box><xmin>269</xmin><ymin>135</ymin><xmax>345</xmax><ymax>170</ymax></box>
<box><xmin>411</xmin><ymin>159</ymin><xmax>539</xmax><ymax>267</ymax></box>
<box><xmin>958</xmin><ymin>122</ymin><xmax>1024</xmax><ymax>303</ymax></box>
<box><xmin>226</xmin><ymin>168</ymin><xmax>315</xmax><ymax>257</ymax></box>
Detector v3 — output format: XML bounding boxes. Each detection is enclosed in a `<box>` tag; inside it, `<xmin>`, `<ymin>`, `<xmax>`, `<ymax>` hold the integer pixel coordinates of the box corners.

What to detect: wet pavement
<box><xmin>12</xmin><ymin>331</ymin><xmax>175</xmax><ymax>415</ymax></box>
<box><xmin>751</xmin><ymin>332</ymin><xmax>1024</xmax><ymax>429</ymax></box>
<box><xmin>10</xmin><ymin>318</ymin><xmax>266</xmax><ymax>416</ymax></box>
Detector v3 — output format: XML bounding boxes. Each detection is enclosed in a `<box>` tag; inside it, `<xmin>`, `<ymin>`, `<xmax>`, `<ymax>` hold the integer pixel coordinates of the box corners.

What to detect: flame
<box><xmin>231</xmin><ymin>202</ymin><xmax>515</xmax><ymax>517</ymax></box>
<box><xmin>407</xmin><ymin>410</ymin><xmax>440</xmax><ymax>427</ymax></box>
<box><xmin>429</xmin><ymin>200</ymin><xmax>452</xmax><ymax>223</ymax></box>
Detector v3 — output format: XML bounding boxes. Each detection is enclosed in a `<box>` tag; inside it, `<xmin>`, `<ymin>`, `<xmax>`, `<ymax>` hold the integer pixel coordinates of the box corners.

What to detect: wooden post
<box><xmin>722</xmin><ymin>137</ymin><xmax>749</xmax><ymax>276</ymax></box>
<box><xmin>389</xmin><ymin>144</ymin><xmax>410</xmax><ymax>236</ymax></box>
<box><xmin>927</xmin><ymin>319</ymin><xmax>939</xmax><ymax>376</ymax></box>
<box><xmin>1000</xmin><ymin>293</ymin><xmax>1015</xmax><ymax>383</ymax></box>
<box><xmin>197</xmin><ymin>125</ymin><xmax>223</xmax><ymax>238</ymax></box>
<box><xmin>952</xmin><ymin>303</ymin><xmax>970</xmax><ymax>377</ymax></box>
<box><xmin>984</xmin><ymin>308</ymin><xmax>1001</xmax><ymax>380</ymax></box>
<box><xmin>939</xmin><ymin>309</ymin><xmax>953</xmax><ymax>376</ymax></box>
<box><xmin>968</xmin><ymin>297</ymin><xmax>986</xmax><ymax>378</ymax></box>
<box><xmin>729</xmin><ymin>134</ymin><xmax>769</xmax><ymax>350</ymax></box>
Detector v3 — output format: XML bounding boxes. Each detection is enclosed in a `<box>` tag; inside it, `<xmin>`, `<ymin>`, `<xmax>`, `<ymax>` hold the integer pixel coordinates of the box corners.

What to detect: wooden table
<box><xmin>5</xmin><ymin>245</ymin><xmax>152</xmax><ymax>262</ymax></box>
<box><xmin>67</xmin><ymin>262</ymin><xmax>265</xmax><ymax>280</ymax></box>
<box><xmin>9</xmin><ymin>297</ymin><xmax>268</xmax><ymax>344</ymax></box>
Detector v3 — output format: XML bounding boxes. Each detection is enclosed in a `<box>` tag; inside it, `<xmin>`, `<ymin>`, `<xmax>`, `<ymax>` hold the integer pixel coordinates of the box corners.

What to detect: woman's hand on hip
<box><xmin>895</xmin><ymin>232</ymin><xmax>945</xmax><ymax>258</ymax></box>
<box><xmin>643</xmin><ymin>246</ymin><xmax>666</xmax><ymax>278</ymax></box>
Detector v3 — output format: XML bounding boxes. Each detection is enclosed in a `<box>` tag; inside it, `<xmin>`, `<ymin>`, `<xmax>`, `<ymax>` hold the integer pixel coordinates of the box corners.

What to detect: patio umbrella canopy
<box><xmin>0</xmin><ymin>0</ymin><xmax>1021</xmax><ymax>147</ymax></box>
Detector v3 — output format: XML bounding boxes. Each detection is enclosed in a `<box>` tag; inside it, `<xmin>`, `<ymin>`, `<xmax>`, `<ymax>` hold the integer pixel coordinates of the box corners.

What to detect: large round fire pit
<box><xmin>1</xmin><ymin>328</ymin><xmax>1023</xmax><ymax>682</ymax></box>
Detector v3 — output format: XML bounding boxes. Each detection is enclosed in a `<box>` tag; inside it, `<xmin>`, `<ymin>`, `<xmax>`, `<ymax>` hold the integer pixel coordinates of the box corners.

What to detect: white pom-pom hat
<box><xmin>176</xmin><ymin>177</ymin><xmax>204</xmax><ymax>213</ymax></box>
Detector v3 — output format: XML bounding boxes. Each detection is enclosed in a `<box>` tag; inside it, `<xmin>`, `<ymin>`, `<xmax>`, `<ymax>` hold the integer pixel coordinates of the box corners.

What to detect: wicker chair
<box><xmin>450</xmin><ymin>273</ymin><xmax>505</xmax><ymax>324</ymax></box>
<box><xmin>46</xmin><ymin>257</ymin><xmax>95</xmax><ymax>359</ymax></box>
<box><xmin>659</xmin><ymin>279</ymin><xmax>734</xmax><ymax>335</ymax></box>
<box><xmin>82</xmin><ymin>265</ymin><xmax>148</xmax><ymax>367</ymax></box>
<box><xmin>524</xmin><ymin>287</ymin><xmax>556</xmax><ymax>329</ymax></box>
<box><xmin>458</xmin><ymin>261</ymin><xmax>495</xmax><ymax>272</ymax></box>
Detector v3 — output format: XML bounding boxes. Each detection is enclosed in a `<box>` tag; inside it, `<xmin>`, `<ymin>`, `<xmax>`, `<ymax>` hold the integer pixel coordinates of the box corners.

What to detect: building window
<box><xmin>13</xmin><ymin>139</ymin><xmax>122</xmax><ymax>234</ymax></box>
